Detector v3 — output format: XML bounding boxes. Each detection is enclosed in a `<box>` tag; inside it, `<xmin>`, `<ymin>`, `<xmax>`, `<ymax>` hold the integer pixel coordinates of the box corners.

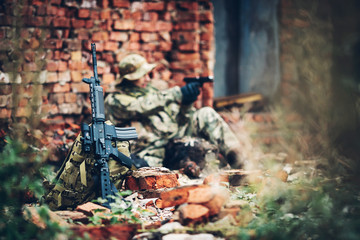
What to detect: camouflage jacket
<box><xmin>104</xmin><ymin>83</ymin><xmax>195</xmax><ymax>163</ymax></box>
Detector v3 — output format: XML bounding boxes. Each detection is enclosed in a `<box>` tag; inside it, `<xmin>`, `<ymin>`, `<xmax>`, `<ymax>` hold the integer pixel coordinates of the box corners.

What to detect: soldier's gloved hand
<box><xmin>180</xmin><ymin>82</ymin><xmax>201</xmax><ymax>105</ymax></box>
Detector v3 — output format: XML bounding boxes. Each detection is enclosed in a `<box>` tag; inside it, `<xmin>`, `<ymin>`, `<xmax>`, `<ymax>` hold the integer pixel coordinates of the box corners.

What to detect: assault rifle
<box><xmin>81</xmin><ymin>43</ymin><xmax>138</xmax><ymax>209</ymax></box>
<box><xmin>183</xmin><ymin>76</ymin><xmax>214</xmax><ymax>86</ymax></box>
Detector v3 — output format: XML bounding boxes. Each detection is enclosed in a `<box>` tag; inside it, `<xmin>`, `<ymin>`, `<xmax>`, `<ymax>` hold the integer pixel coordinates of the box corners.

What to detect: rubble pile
<box><xmin>25</xmin><ymin>164</ymin><xmax>291</xmax><ymax>239</ymax></box>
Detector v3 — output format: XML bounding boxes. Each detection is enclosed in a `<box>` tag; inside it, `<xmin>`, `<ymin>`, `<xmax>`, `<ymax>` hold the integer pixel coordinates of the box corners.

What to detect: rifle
<box><xmin>81</xmin><ymin>43</ymin><xmax>138</xmax><ymax>209</ymax></box>
<box><xmin>183</xmin><ymin>76</ymin><xmax>214</xmax><ymax>86</ymax></box>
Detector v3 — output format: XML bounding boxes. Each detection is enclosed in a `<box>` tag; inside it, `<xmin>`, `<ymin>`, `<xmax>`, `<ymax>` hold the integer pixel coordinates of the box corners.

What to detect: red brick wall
<box><xmin>0</xmin><ymin>0</ymin><xmax>214</xmax><ymax>129</ymax></box>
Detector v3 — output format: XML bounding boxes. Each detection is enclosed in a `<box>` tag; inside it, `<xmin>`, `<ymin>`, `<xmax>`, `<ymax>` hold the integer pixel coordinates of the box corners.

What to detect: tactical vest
<box><xmin>43</xmin><ymin>133</ymin><xmax>132</xmax><ymax>210</ymax></box>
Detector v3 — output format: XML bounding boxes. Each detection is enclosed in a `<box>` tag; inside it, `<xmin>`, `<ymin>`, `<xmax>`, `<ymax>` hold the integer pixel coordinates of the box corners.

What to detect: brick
<box><xmin>102</xmin><ymin>73</ymin><xmax>115</xmax><ymax>84</ymax></box>
<box><xmin>58</xmin><ymin>71</ymin><xmax>71</xmax><ymax>82</ymax></box>
<box><xmin>71</xmin><ymin>18</ymin><xmax>85</xmax><ymax>28</ymax></box>
<box><xmin>120</xmin><ymin>9</ymin><xmax>131</xmax><ymax>19</ymax></box>
<box><xmin>70</xmin><ymin>51</ymin><xmax>82</xmax><ymax>61</ymax></box>
<box><xmin>134</xmin><ymin>21</ymin><xmax>156</xmax><ymax>32</ymax></box>
<box><xmin>61</xmin><ymin>52</ymin><xmax>71</xmax><ymax>61</ymax></box>
<box><xmin>109</xmin><ymin>31</ymin><xmax>128</xmax><ymax>42</ymax></box>
<box><xmin>202</xmin><ymin>23</ymin><xmax>214</xmax><ymax>34</ymax></box>
<box><xmin>46</xmin><ymin>72</ymin><xmax>58</xmax><ymax>83</ymax></box>
<box><xmin>44</xmin><ymin>39</ymin><xmax>63</xmax><ymax>49</ymax></box>
<box><xmin>103</xmin><ymin>53</ymin><xmax>115</xmax><ymax>63</ymax></box>
<box><xmin>78</xmin><ymin>9</ymin><xmax>90</xmax><ymax>19</ymax></box>
<box><xmin>65</xmin><ymin>39</ymin><xmax>82</xmax><ymax>50</ymax></box>
<box><xmin>52</xmin><ymin>17</ymin><xmax>71</xmax><ymax>28</ymax></box>
<box><xmin>100</xmin><ymin>9</ymin><xmax>111</xmax><ymax>19</ymax></box>
<box><xmin>173</xmin><ymin>31</ymin><xmax>200</xmax><ymax>43</ymax></box>
<box><xmin>0</xmin><ymin>108</ymin><xmax>11</xmax><ymax>118</ymax></box>
<box><xmin>103</xmin><ymin>41</ymin><xmax>119</xmax><ymax>51</ymax></box>
<box><xmin>156</xmin><ymin>21</ymin><xmax>173</xmax><ymax>31</ymax></box>
<box><xmin>85</xmin><ymin>20</ymin><xmax>94</xmax><ymax>28</ymax></box>
<box><xmin>143</xmin><ymin>12</ymin><xmax>158</xmax><ymax>21</ymax></box>
<box><xmin>159</xmin><ymin>185</ymin><xmax>199</xmax><ymax>208</ymax></box>
<box><xmin>200</xmin><ymin>32</ymin><xmax>214</xmax><ymax>41</ymax></box>
<box><xmin>64</xmin><ymin>92</ymin><xmax>78</xmax><ymax>103</ymax></box>
<box><xmin>56</xmin><ymin>7</ymin><xmax>66</xmax><ymax>17</ymax></box>
<box><xmin>23</xmin><ymin>62</ymin><xmax>38</xmax><ymax>72</ymax></box>
<box><xmin>177</xmin><ymin>2</ymin><xmax>198</xmax><ymax>10</ymax></box>
<box><xmin>161</xmin><ymin>12</ymin><xmax>172</xmax><ymax>21</ymax></box>
<box><xmin>71</xmin><ymin>82</ymin><xmax>89</xmax><ymax>93</ymax></box>
<box><xmin>171</xmin><ymin>52</ymin><xmax>201</xmax><ymax>61</ymax></box>
<box><xmin>187</xmin><ymin>186</ymin><xmax>214</xmax><ymax>204</ymax></box>
<box><xmin>113</xmin><ymin>0</ymin><xmax>130</xmax><ymax>8</ymax></box>
<box><xmin>175</xmin><ymin>12</ymin><xmax>199</xmax><ymax>22</ymax></box>
<box><xmin>53</xmin><ymin>51</ymin><xmax>61</xmax><ymax>60</ymax></box>
<box><xmin>144</xmin><ymin>2</ymin><xmax>165</xmax><ymax>11</ymax></box>
<box><xmin>158</xmin><ymin>31</ymin><xmax>170</xmax><ymax>42</ymax></box>
<box><xmin>203</xmin><ymin>173</ymin><xmax>229</xmax><ymax>186</ymax></box>
<box><xmin>131</xmin><ymin>11</ymin><xmax>142</xmax><ymax>21</ymax></box>
<box><xmin>0</xmin><ymin>84</ymin><xmax>12</xmax><ymax>95</ymax></box>
<box><xmin>50</xmin><ymin>93</ymin><xmax>65</xmax><ymax>105</ymax></box>
<box><xmin>71</xmin><ymin>71</ymin><xmax>82</xmax><ymax>82</ymax></box>
<box><xmin>174</xmin><ymin>22</ymin><xmax>199</xmax><ymax>31</ymax></box>
<box><xmin>46</xmin><ymin>61</ymin><xmax>59</xmax><ymax>71</ymax></box>
<box><xmin>100</xmin><ymin>0</ymin><xmax>109</xmax><ymax>8</ymax></box>
<box><xmin>178</xmin><ymin>204</ymin><xmax>209</xmax><ymax>225</ymax></box>
<box><xmin>125</xmin><ymin>167</ymin><xmax>179</xmax><ymax>191</ymax></box>
<box><xmin>200</xmin><ymin>11</ymin><xmax>214</xmax><ymax>22</ymax></box>
<box><xmin>203</xmin><ymin>187</ymin><xmax>229</xmax><ymax>216</ymax></box>
<box><xmin>178</xmin><ymin>42</ymin><xmax>199</xmax><ymax>52</ymax></box>
<box><xmin>114</xmin><ymin>20</ymin><xmax>135</xmax><ymax>30</ymax></box>
<box><xmin>76</xmin><ymin>29</ymin><xmax>89</xmax><ymax>40</ymax></box>
<box><xmin>90</xmin><ymin>10</ymin><xmax>100</xmax><ymax>20</ymax></box>
<box><xmin>53</xmin><ymin>83</ymin><xmax>70</xmax><ymax>93</ymax></box>
<box><xmin>140</xmin><ymin>33</ymin><xmax>158</xmax><ymax>42</ymax></box>
<box><xmin>159</xmin><ymin>41</ymin><xmax>172</xmax><ymax>51</ymax></box>
<box><xmin>129</xmin><ymin>32</ymin><xmax>140</xmax><ymax>41</ymax></box>
<box><xmin>166</xmin><ymin>2</ymin><xmax>176</xmax><ymax>11</ymax></box>
<box><xmin>92</xmin><ymin>31</ymin><xmax>109</xmax><ymax>41</ymax></box>
<box><xmin>123</xmin><ymin>42</ymin><xmax>140</xmax><ymax>51</ymax></box>
<box><xmin>130</xmin><ymin>2</ymin><xmax>144</xmax><ymax>12</ymax></box>
<box><xmin>58</xmin><ymin>61</ymin><xmax>68</xmax><ymax>72</ymax></box>
<box><xmin>76</xmin><ymin>202</ymin><xmax>110</xmax><ymax>216</ymax></box>
<box><xmin>170</xmin><ymin>61</ymin><xmax>202</xmax><ymax>71</ymax></box>
<box><xmin>141</xmin><ymin>43</ymin><xmax>157</xmax><ymax>51</ymax></box>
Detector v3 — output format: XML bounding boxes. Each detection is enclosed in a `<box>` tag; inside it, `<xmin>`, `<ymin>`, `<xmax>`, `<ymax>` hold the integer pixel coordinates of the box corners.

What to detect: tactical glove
<box><xmin>180</xmin><ymin>82</ymin><xmax>201</xmax><ymax>105</ymax></box>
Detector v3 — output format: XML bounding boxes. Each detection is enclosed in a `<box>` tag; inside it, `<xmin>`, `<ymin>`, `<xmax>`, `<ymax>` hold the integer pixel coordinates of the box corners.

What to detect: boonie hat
<box><xmin>118</xmin><ymin>54</ymin><xmax>156</xmax><ymax>82</ymax></box>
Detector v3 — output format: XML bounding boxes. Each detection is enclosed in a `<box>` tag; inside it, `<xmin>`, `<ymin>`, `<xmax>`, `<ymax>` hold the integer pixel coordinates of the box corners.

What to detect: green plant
<box><xmin>236</xmin><ymin>177</ymin><xmax>360</xmax><ymax>240</ymax></box>
<box><xmin>89</xmin><ymin>190</ymin><xmax>152</xmax><ymax>226</ymax></box>
<box><xmin>0</xmin><ymin>138</ymin><xmax>65</xmax><ymax>239</ymax></box>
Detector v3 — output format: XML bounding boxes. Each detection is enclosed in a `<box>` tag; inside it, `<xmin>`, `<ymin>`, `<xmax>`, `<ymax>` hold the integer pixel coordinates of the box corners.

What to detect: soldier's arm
<box><xmin>105</xmin><ymin>86</ymin><xmax>183</xmax><ymax>121</ymax></box>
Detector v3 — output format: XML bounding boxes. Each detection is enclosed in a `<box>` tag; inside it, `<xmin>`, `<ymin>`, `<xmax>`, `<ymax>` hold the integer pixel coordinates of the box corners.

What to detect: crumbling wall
<box><xmin>0</xmin><ymin>0</ymin><xmax>215</xmax><ymax>133</ymax></box>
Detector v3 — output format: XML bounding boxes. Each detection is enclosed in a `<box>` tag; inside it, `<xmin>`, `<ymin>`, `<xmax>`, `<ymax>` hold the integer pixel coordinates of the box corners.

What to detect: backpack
<box><xmin>43</xmin><ymin>133</ymin><xmax>132</xmax><ymax>210</ymax></box>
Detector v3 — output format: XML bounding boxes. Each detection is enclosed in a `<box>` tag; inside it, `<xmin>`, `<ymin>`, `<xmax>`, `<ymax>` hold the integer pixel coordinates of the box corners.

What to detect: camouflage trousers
<box><xmin>142</xmin><ymin>107</ymin><xmax>241</xmax><ymax>167</ymax></box>
<box><xmin>43</xmin><ymin>134</ymin><xmax>131</xmax><ymax>210</ymax></box>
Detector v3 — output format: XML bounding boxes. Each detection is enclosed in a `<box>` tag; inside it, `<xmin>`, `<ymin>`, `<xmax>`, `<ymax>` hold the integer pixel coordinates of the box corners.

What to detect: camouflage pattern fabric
<box><xmin>105</xmin><ymin>82</ymin><xmax>241</xmax><ymax>167</ymax></box>
<box><xmin>43</xmin><ymin>123</ymin><xmax>131</xmax><ymax>210</ymax></box>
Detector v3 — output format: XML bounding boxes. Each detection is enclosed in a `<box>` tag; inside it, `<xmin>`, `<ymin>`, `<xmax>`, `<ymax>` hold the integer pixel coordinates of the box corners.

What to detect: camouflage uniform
<box><xmin>105</xmin><ymin>82</ymin><xmax>241</xmax><ymax>167</ymax></box>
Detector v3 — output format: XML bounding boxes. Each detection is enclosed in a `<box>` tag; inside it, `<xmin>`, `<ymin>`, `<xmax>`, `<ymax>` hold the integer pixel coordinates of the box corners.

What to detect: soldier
<box><xmin>105</xmin><ymin>54</ymin><xmax>245</xmax><ymax>168</ymax></box>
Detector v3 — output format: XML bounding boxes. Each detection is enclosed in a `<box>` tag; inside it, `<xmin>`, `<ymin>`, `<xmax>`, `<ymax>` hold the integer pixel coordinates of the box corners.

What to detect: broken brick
<box><xmin>202</xmin><ymin>187</ymin><xmax>229</xmax><ymax>216</ymax></box>
<box><xmin>158</xmin><ymin>185</ymin><xmax>200</xmax><ymax>208</ymax></box>
<box><xmin>75</xmin><ymin>202</ymin><xmax>110</xmax><ymax>217</ymax></box>
<box><xmin>178</xmin><ymin>204</ymin><xmax>209</xmax><ymax>225</ymax></box>
<box><xmin>125</xmin><ymin>167</ymin><xmax>179</xmax><ymax>191</ymax></box>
